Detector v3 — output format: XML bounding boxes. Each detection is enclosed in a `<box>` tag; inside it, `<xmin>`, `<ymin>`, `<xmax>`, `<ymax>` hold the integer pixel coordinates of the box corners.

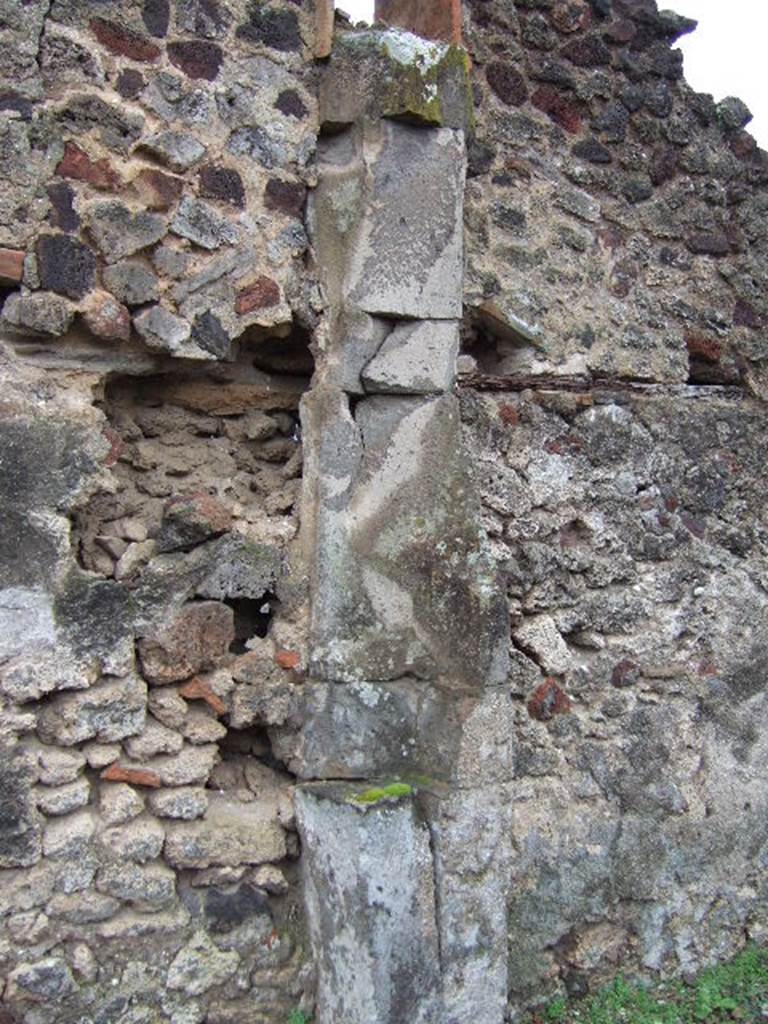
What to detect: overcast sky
<box><xmin>334</xmin><ymin>0</ymin><xmax>767</xmax><ymax>150</ymax></box>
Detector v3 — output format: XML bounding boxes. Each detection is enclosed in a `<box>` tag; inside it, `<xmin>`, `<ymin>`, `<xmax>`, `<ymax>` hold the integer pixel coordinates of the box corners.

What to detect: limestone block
<box><xmin>163</xmin><ymin>793</ymin><xmax>286</xmax><ymax>868</ymax></box>
<box><xmin>149</xmin><ymin>786</ymin><xmax>209</xmax><ymax>821</ymax></box>
<box><xmin>167</xmin><ymin>930</ymin><xmax>239</xmax><ymax>997</ymax></box>
<box><xmin>319</xmin><ymin>29</ymin><xmax>471</xmax><ymax>130</ymax></box>
<box><xmin>0</xmin><ymin>746</ymin><xmax>42</xmax><ymax>867</ymax></box>
<box><xmin>137</xmin><ymin>602</ymin><xmax>234</xmax><ymax>685</ymax></box>
<box><xmin>271</xmin><ymin>683</ymin><xmax>514</xmax><ymax>786</ymax></box>
<box><xmin>99</xmin><ymin>782</ymin><xmax>145</xmax><ymax>825</ymax></box>
<box><xmin>97</xmin><ymin>816</ymin><xmax>165</xmax><ymax>863</ymax></box>
<box><xmin>124</xmin><ymin>718</ymin><xmax>185</xmax><ymax>759</ymax></box>
<box><xmin>95</xmin><ymin>862</ymin><xmax>177</xmax><ymax>910</ymax></box>
<box><xmin>295</xmin><ymin>783</ymin><xmax>442</xmax><ymax>1024</ymax></box>
<box><xmin>349</xmin><ymin>123</ymin><xmax>465</xmax><ymax>319</ymax></box>
<box><xmin>37</xmin><ymin>674</ymin><xmax>147</xmax><ymax>746</ymax></box>
<box><xmin>425</xmin><ymin>786</ymin><xmax>513</xmax><ymax>1024</ymax></box>
<box><xmin>305</xmin><ymin>392</ymin><xmax>508</xmax><ymax>688</ymax></box>
<box><xmin>362</xmin><ymin>320</ymin><xmax>459</xmax><ymax>394</ymax></box>
<box><xmin>35</xmin><ymin>777</ymin><xmax>90</xmax><ymax>816</ymax></box>
<box><xmin>120</xmin><ymin>743</ymin><xmax>219</xmax><ymax>787</ymax></box>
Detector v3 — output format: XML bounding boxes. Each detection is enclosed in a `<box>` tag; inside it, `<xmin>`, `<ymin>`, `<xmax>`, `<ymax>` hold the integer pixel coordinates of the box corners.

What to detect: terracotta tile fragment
<box><xmin>101</xmin><ymin>763</ymin><xmax>162</xmax><ymax>787</ymax></box>
<box><xmin>178</xmin><ymin>677</ymin><xmax>227</xmax><ymax>716</ymax></box>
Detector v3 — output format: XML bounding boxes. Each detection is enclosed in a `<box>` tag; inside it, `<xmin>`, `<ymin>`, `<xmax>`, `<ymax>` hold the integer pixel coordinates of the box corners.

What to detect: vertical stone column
<box><xmin>292</xmin><ymin>22</ymin><xmax>512</xmax><ymax>1024</ymax></box>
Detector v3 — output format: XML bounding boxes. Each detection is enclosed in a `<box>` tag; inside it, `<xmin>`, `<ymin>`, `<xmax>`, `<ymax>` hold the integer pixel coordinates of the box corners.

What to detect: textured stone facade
<box><xmin>0</xmin><ymin>0</ymin><xmax>767</xmax><ymax>1022</ymax></box>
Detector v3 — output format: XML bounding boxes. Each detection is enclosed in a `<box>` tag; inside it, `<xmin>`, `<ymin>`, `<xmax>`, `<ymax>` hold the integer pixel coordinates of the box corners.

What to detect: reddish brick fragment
<box><xmin>167</xmin><ymin>40</ymin><xmax>222</xmax><ymax>81</ymax></box>
<box><xmin>134</xmin><ymin>168</ymin><xmax>184</xmax><ymax>210</ymax></box>
<box><xmin>199</xmin><ymin>165</ymin><xmax>245</xmax><ymax>208</ymax></box>
<box><xmin>528</xmin><ymin>678</ymin><xmax>571</xmax><ymax>721</ymax></box>
<box><xmin>684</xmin><ymin>331</ymin><xmax>721</xmax><ymax>364</ymax></box>
<box><xmin>179</xmin><ymin>677</ymin><xmax>227</xmax><ymax>716</ymax></box>
<box><xmin>275</xmin><ymin>649</ymin><xmax>300</xmax><ymax>670</ymax></box>
<box><xmin>82</xmin><ymin>291</ymin><xmax>132</xmax><ymax>342</ymax></box>
<box><xmin>531</xmin><ymin>85</ymin><xmax>582</xmax><ymax>133</ymax></box>
<box><xmin>486</xmin><ymin>62</ymin><xmax>528</xmax><ymax>108</ymax></box>
<box><xmin>235</xmin><ymin>276</ymin><xmax>280</xmax><ymax>315</ymax></box>
<box><xmin>0</xmin><ymin>248</ymin><xmax>24</xmax><ymax>283</ymax></box>
<box><xmin>101</xmin><ymin>763</ymin><xmax>162</xmax><ymax>787</ymax></box>
<box><xmin>102</xmin><ymin>426</ymin><xmax>125</xmax><ymax>466</ymax></box>
<box><xmin>57</xmin><ymin>142</ymin><xmax>122</xmax><ymax>191</ymax></box>
<box><xmin>498</xmin><ymin>403</ymin><xmax>519</xmax><ymax>427</ymax></box>
<box><xmin>611</xmin><ymin>659</ymin><xmax>639</xmax><ymax>689</ymax></box>
<box><xmin>90</xmin><ymin>17</ymin><xmax>161</xmax><ymax>61</ymax></box>
<box><xmin>264</xmin><ymin>178</ymin><xmax>305</xmax><ymax>218</ymax></box>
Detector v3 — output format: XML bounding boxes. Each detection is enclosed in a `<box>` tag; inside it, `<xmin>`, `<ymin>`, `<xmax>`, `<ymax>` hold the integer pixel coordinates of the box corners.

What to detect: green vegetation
<box><xmin>528</xmin><ymin>945</ymin><xmax>768</xmax><ymax>1024</ymax></box>
<box><xmin>348</xmin><ymin>782</ymin><xmax>414</xmax><ymax>805</ymax></box>
<box><xmin>287</xmin><ymin>1011</ymin><xmax>310</xmax><ymax>1024</ymax></box>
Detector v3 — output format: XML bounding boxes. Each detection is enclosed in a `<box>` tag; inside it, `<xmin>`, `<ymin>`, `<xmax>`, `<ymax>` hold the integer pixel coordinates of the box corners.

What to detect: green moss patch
<box><xmin>348</xmin><ymin>782</ymin><xmax>414</xmax><ymax>805</ymax></box>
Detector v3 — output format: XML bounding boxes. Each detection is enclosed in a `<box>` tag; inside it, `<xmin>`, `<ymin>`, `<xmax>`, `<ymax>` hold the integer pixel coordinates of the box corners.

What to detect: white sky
<box><xmin>334</xmin><ymin>0</ymin><xmax>768</xmax><ymax>150</ymax></box>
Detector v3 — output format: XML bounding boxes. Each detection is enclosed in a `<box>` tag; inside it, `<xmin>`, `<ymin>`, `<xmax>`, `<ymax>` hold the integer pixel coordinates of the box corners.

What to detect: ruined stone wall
<box><xmin>461</xmin><ymin>0</ymin><xmax>768</xmax><ymax>1009</ymax></box>
<box><xmin>0</xmin><ymin>0</ymin><xmax>767</xmax><ymax>1022</ymax></box>
<box><xmin>0</xmin><ymin>1</ymin><xmax>319</xmax><ymax>1020</ymax></box>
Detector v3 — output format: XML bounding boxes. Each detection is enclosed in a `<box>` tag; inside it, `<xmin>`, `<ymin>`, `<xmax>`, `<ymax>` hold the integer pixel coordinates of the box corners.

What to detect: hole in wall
<box><xmin>226</xmin><ymin>593</ymin><xmax>278</xmax><ymax>654</ymax></box>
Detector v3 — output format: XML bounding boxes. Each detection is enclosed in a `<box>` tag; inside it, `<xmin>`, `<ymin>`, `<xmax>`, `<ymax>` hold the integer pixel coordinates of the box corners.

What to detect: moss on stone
<box><xmin>348</xmin><ymin>782</ymin><xmax>414</xmax><ymax>805</ymax></box>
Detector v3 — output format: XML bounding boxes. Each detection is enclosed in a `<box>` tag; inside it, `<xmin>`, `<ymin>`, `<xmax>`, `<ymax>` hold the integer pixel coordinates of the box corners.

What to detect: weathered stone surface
<box><xmin>120</xmin><ymin>743</ymin><xmax>219</xmax><ymax>787</ymax></box>
<box><xmin>133</xmin><ymin>304</ymin><xmax>192</xmax><ymax>355</ymax></box>
<box><xmin>2</xmin><ymin>291</ymin><xmax>74</xmax><ymax>335</ymax></box>
<box><xmin>305</xmin><ymin>391</ymin><xmax>508</xmax><ymax>687</ymax></box>
<box><xmin>167</xmin><ymin>930</ymin><xmax>239</xmax><ymax>996</ymax></box>
<box><xmin>97</xmin><ymin>816</ymin><xmax>165</xmax><ymax>863</ymax></box>
<box><xmin>42</xmin><ymin>810</ymin><xmax>95</xmax><ymax>859</ymax></box>
<box><xmin>149</xmin><ymin>786</ymin><xmax>209</xmax><ymax>820</ymax></box>
<box><xmin>362</xmin><ymin>319</ymin><xmax>459</xmax><ymax>394</ymax></box>
<box><xmin>96</xmin><ymin>861</ymin><xmax>176</xmax><ymax>909</ymax></box>
<box><xmin>6</xmin><ymin>957</ymin><xmax>76</xmax><ymax>1002</ymax></box>
<box><xmin>196</xmin><ymin>535</ymin><xmax>281</xmax><ymax>600</ymax></box>
<box><xmin>103</xmin><ymin>259</ymin><xmax>160</xmax><ymax>305</ymax></box>
<box><xmin>99</xmin><ymin>782</ymin><xmax>145</xmax><ymax>824</ymax></box>
<box><xmin>37</xmin><ymin>674</ymin><xmax>146</xmax><ymax>747</ymax></box>
<box><xmin>0</xmin><ymin>746</ymin><xmax>42</xmax><ymax>868</ymax></box>
<box><xmin>137</xmin><ymin>131</ymin><xmax>206</xmax><ymax>172</ymax></box>
<box><xmin>86</xmin><ymin>201</ymin><xmax>166</xmax><ymax>262</ymax></box>
<box><xmin>296</xmin><ymin>783</ymin><xmax>442</xmax><ymax>1024</ymax></box>
<box><xmin>137</xmin><ymin>602</ymin><xmax>234</xmax><ymax>684</ymax></box>
<box><xmin>163</xmin><ymin>793</ymin><xmax>286</xmax><ymax>868</ymax></box>
<box><xmin>170</xmin><ymin>197</ymin><xmax>238</xmax><ymax>250</ymax></box>
<box><xmin>36</xmin><ymin>777</ymin><xmax>90</xmax><ymax>815</ymax></box>
<box><xmin>312</xmin><ymin>121</ymin><xmax>465</xmax><ymax>319</ymax></box>
<box><xmin>319</xmin><ymin>30</ymin><xmax>471</xmax><ymax>130</ymax></box>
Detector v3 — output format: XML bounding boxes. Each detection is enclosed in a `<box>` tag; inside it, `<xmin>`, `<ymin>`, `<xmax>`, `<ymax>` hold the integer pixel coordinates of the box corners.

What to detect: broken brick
<box><xmin>264</xmin><ymin>178</ymin><xmax>305</xmax><ymax>218</ymax></box>
<box><xmin>101</xmin><ymin>763</ymin><xmax>162</xmax><ymax>788</ymax></box>
<box><xmin>178</xmin><ymin>677</ymin><xmax>227</xmax><ymax>716</ymax></box>
<box><xmin>235</xmin><ymin>276</ymin><xmax>280</xmax><ymax>315</ymax></box>
<box><xmin>199</xmin><ymin>165</ymin><xmax>245</xmax><ymax>207</ymax></box>
<box><xmin>527</xmin><ymin>678</ymin><xmax>572</xmax><ymax>721</ymax></box>
<box><xmin>57</xmin><ymin>142</ymin><xmax>122</xmax><ymax>191</ymax></box>
<box><xmin>0</xmin><ymin>248</ymin><xmax>25</xmax><ymax>283</ymax></box>
<box><xmin>90</xmin><ymin>17</ymin><xmax>161</xmax><ymax>61</ymax></box>
<box><xmin>82</xmin><ymin>291</ymin><xmax>132</xmax><ymax>342</ymax></box>
<box><xmin>167</xmin><ymin>40</ymin><xmax>223</xmax><ymax>81</ymax></box>
<box><xmin>275</xmin><ymin>649</ymin><xmax>300</xmax><ymax>670</ymax></box>
<box><xmin>134</xmin><ymin>168</ymin><xmax>184</xmax><ymax>210</ymax></box>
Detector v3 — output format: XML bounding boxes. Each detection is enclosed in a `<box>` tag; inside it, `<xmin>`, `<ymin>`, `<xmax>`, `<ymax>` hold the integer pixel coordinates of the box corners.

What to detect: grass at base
<box><xmin>527</xmin><ymin>945</ymin><xmax>768</xmax><ymax>1024</ymax></box>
